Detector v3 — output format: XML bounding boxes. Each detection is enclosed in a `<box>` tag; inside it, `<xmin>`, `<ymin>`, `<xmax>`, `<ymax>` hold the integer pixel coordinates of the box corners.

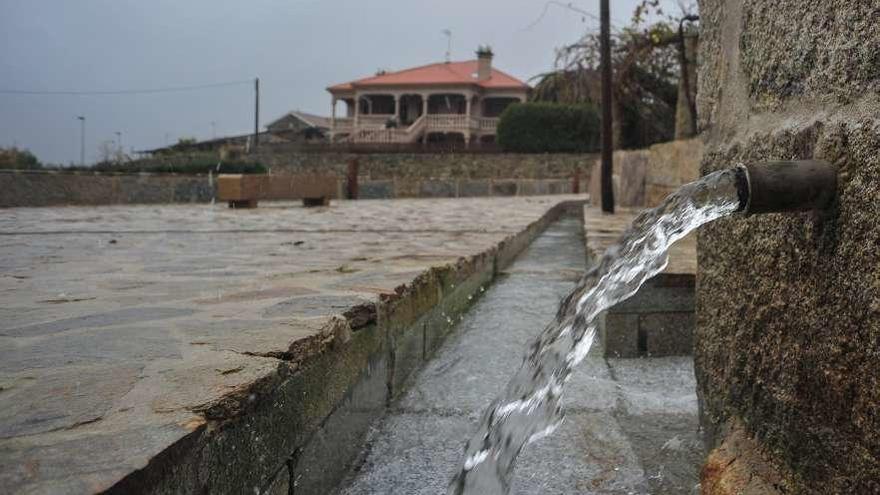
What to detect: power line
<box><xmin>0</xmin><ymin>80</ymin><xmax>252</xmax><ymax>96</ymax></box>
<box><xmin>520</xmin><ymin>1</ymin><xmax>625</xmax><ymax>32</ymax></box>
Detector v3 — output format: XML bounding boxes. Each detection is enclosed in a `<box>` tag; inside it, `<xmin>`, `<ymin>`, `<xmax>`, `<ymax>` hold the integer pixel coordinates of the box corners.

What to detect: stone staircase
<box><xmin>343</xmin><ymin>115</ymin><xmax>426</xmax><ymax>144</ymax></box>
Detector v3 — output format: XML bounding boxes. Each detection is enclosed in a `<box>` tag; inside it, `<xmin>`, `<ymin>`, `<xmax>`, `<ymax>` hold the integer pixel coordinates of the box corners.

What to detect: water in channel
<box><xmin>449</xmin><ymin>169</ymin><xmax>742</xmax><ymax>494</ymax></box>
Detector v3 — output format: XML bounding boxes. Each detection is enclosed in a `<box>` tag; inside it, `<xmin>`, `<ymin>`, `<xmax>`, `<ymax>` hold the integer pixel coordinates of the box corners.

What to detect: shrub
<box><xmin>0</xmin><ymin>147</ymin><xmax>42</xmax><ymax>170</ymax></box>
<box><xmin>496</xmin><ymin>102</ymin><xmax>600</xmax><ymax>153</ymax></box>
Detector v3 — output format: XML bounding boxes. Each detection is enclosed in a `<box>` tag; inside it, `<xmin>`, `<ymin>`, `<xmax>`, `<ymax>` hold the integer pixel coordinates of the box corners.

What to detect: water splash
<box><xmin>449</xmin><ymin>169</ymin><xmax>742</xmax><ymax>494</ymax></box>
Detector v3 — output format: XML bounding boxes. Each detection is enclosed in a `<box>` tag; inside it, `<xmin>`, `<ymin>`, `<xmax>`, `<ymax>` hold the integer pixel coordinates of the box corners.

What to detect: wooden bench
<box><xmin>217</xmin><ymin>174</ymin><xmax>338</xmax><ymax>208</ymax></box>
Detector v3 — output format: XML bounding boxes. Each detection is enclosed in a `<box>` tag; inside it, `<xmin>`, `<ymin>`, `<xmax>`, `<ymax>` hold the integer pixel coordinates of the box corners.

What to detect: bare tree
<box><xmin>97</xmin><ymin>140</ymin><xmax>127</xmax><ymax>165</ymax></box>
<box><xmin>532</xmin><ymin>0</ymin><xmax>698</xmax><ymax>148</ymax></box>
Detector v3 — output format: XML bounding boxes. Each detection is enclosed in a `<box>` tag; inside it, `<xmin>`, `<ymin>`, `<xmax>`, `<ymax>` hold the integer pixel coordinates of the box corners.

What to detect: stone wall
<box><xmin>695</xmin><ymin>0</ymin><xmax>880</xmax><ymax>493</ymax></box>
<box><xmin>282</xmin><ymin>152</ymin><xmax>593</xmax><ymax>199</ymax></box>
<box><xmin>0</xmin><ymin>170</ymin><xmax>215</xmax><ymax>208</ymax></box>
<box><xmin>255</xmin><ymin>151</ymin><xmax>593</xmax><ymax>181</ymax></box>
<box><xmin>588</xmin><ymin>138</ymin><xmax>702</xmax><ymax>208</ymax></box>
<box><xmin>3</xmin><ymin>153</ymin><xmax>594</xmax><ymax>207</ymax></box>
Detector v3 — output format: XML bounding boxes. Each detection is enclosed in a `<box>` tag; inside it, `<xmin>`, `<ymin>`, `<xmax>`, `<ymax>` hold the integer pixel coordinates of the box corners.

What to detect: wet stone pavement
<box><xmin>0</xmin><ymin>196</ymin><xmax>579</xmax><ymax>493</ymax></box>
<box><xmin>339</xmin><ymin>216</ymin><xmax>703</xmax><ymax>494</ymax></box>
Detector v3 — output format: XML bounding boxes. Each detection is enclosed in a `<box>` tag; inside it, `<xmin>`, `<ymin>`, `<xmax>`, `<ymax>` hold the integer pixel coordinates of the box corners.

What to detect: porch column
<box><xmin>421</xmin><ymin>94</ymin><xmax>430</xmax><ymax>146</ymax></box>
<box><xmin>394</xmin><ymin>95</ymin><xmax>400</xmax><ymax>122</ymax></box>
<box><xmin>330</xmin><ymin>96</ymin><xmax>337</xmax><ymax>140</ymax></box>
<box><xmin>464</xmin><ymin>96</ymin><xmax>472</xmax><ymax>147</ymax></box>
<box><xmin>354</xmin><ymin>93</ymin><xmax>360</xmax><ymax>127</ymax></box>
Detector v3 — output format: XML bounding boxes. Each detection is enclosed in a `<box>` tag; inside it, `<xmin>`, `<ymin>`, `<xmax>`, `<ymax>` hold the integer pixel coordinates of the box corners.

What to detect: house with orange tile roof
<box><xmin>327</xmin><ymin>47</ymin><xmax>529</xmax><ymax>145</ymax></box>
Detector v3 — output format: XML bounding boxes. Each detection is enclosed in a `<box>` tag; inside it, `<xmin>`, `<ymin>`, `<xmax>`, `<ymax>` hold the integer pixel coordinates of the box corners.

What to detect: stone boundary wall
<box><xmin>0</xmin><ymin>169</ymin><xmax>215</xmax><ymax>208</ymax></box>
<box><xmin>356</xmin><ymin>176</ymin><xmax>582</xmax><ymax>199</ymax></box>
<box><xmin>2</xmin><ymin>153</ymin><xmax>595</xmax><ymax>207</ymax></box>
<box><xmin>266</xmin><ymin>151</ymin><xmax>594</xmax><ymax>199</ymax></box>
<box><xmin>588</xmin><ymin>139</ymin><xmax>703</xmax><ymax>208</ymax></box>
<box><xmin>255</xmin><ymin>151</ymin><xmax>595</xmax><ymax>181</ymax></box>
<box><xmin>104</xmin><ymin>200</ymin><xmax>582</xmax><ymax>495</ymax></box>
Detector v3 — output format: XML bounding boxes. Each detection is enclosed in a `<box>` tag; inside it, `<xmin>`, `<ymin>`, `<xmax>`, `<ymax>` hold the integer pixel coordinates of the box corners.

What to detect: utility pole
<box><xmin>599</xmin><ymin>0</ymin><xmax>615</xmax><ymax>213</ymax></box>
<box><xmin>442</xmin><ymin>29</ymin><xmax>452</xmax><ymax>62</ymax></box>
<box><xmin>211</xmin><ymin>121</ymin><xmax>217</xmax><ymax>140</ymax></box>
<box><xmin>76</xmin><ymin>116</ymin><xmax>85</xmax><ymax>166</ymax></box>
<box><xmin>253</xmin><ymin>77</ymin><xmax>260</xmax><ymax>151</ymax></box>
<box><xmin>115</xmin><ymin>131</ymin><xmax>122</xmax><ymax>153</ymax></box>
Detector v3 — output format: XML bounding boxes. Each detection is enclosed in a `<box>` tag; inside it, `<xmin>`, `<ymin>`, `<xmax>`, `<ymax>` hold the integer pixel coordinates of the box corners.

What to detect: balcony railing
<box><xmin>474</xmin><ymin>117</ymin><xmax>499</xmax><ymax>131</ymax></box>
<box><xmin>425</xmin><ymin>114</ymin><xmax>469</xmax><ymax>129</ymax></box>
<box><xmin>336</xmin><ymin>114</ymin><xmax>500</xmax><ymax>141</ymax></box>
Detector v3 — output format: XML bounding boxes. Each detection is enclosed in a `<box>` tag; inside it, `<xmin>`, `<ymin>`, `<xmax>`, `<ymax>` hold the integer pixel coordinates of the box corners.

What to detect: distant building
<box><xmin>142</xmin><ymin>131</ymin><xmax>284</xmax><ymax>155</ymax></box>
<box><xmin>143</xmin><ymin>111</ymin><xmax>331</xmax><ymax>155</ymax></box>
<box><xmin>327</xmin><ymin>47</ymin><xmax>529</xmax><ymax>145</ymax></box>
<box><xmin>265</xmin><ymin>110</ymin><xmax>332</xmax><ymax>140</ymax></box>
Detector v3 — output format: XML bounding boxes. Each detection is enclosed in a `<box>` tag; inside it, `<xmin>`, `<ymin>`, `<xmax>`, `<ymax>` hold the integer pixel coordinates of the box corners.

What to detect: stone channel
<box><xmin>338</xmin><ymin>214</ymin><xmax>703</xmax><ymax>494</ymax></box>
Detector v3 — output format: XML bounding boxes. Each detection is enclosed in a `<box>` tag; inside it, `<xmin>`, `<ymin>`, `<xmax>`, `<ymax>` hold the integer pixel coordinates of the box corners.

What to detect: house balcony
<box><xmin>329</xmin><ymin>91</ymin><xmax>522</xmax><ymax>144</ymax></box>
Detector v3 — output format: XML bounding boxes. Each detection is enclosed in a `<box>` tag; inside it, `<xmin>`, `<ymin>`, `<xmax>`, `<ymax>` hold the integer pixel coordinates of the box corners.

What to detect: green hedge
<box><xmin>496</xmin><ymin>102</ymin><xmax>600</xmax><ymax>153</ymax></box>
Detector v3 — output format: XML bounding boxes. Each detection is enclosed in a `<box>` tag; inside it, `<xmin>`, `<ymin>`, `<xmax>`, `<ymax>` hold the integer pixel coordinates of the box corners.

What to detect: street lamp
<box><xmin>76</xmin><ymin>116</ymin><xmax>85</xmax><ymax>166</ymax></box>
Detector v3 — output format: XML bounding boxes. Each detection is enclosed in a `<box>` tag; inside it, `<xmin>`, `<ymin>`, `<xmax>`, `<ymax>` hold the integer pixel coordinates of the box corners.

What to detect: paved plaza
<box><xmin>0</xmin><ymin>197</ymin><xmax>578</xmax><ymax>492</ymax></box>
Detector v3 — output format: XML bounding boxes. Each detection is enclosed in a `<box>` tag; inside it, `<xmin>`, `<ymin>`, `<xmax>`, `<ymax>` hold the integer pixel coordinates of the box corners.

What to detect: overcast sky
<box><xmin>1</xmin><ymin>0</ymin><xmax>675</xmax><ymax>164</ymax></box>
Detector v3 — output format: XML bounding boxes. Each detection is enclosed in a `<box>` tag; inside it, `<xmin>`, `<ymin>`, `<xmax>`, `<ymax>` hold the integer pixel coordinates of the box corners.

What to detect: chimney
<box><xmin>476</xmin><ymin>45</ymin><xmax>493</xmax><ymax>81</ymax></box>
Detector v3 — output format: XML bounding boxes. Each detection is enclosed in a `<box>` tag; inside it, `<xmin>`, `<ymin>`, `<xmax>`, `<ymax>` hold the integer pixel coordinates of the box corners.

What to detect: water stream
<box><xmin>449</xmin><ymin>168</ymin><xmax>743</xmax><ymax>494</ymax></box>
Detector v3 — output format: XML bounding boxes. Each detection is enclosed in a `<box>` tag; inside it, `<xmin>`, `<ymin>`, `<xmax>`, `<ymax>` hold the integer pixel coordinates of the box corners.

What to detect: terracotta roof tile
<box><xmin>328</xmin><ymin>60</ymin><xmax>529</xmax><ymax>92</ymax></box>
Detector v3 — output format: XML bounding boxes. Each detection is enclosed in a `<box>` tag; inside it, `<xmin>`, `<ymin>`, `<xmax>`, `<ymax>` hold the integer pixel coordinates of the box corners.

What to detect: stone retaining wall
<box><xmin>266</xmin><ymin>151</ymin><xmax>593</xmax><ymax>199</ymax></box>
<box><xmin>255</xmin><ymin>151</ymin><xmax>594</xmax><ymax>181</ymax></box>
<box><xmin>588</xmin><ymin>139</ymin><xmax>702</xmax><ymax>208</ymax></box>
<box><xmin>3</xmin><ymin>153</ymin><xmax>594</xmax><ymax>207</ymax></box>
<box><xmin>695</xmin><ymin>0</ymin><xmax>880</xmax><ymax>493</ymax></box>
<box><xmin>356</xmin><ymin>177</ymin><xmax>580</xmax><ymax>199</ymax></box>
<box><xmin>0</xmin><ymin>170</ymin><xmax>215</xmax><ymax>208</ymax></box>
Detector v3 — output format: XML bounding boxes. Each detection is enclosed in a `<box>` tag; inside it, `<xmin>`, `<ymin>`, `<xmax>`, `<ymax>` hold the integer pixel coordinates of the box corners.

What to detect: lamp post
<box><xmin>76</xmin><ymin>116</ymin><xmax>85</xmax><ymax>166</ymax></box>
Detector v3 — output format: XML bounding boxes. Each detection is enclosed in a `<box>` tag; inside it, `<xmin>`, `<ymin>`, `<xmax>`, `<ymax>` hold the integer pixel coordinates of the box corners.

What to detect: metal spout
<box><xmin>735</xmin><ymin>160</ymin><xmax>837</xmax><ymax>214</ymax></box>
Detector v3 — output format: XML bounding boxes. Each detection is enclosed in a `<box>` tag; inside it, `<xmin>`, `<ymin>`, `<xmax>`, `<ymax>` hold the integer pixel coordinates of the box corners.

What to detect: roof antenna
<box><xmin>442</xmin><ymin>29</ymin><xmax>452</xmax><ymax>63</ymax></box>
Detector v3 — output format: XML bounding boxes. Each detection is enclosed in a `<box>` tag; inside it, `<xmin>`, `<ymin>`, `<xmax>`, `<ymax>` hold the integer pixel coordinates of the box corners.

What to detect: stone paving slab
<box><xmin>0</xmin><ymin>196</ymin><xmax>579</xmax><ymax>494</ymax></box>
